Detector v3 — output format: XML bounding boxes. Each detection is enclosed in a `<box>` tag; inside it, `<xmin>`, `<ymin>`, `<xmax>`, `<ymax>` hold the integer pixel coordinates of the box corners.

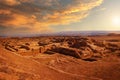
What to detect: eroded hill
<box><xmin>0</xmin><ymin>35</ymin><xmax>120</xmax><ymax>80</ymax></box>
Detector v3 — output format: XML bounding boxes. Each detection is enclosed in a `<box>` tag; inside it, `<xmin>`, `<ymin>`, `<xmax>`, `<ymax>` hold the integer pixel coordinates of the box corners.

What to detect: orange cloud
<box><xmin>0</xmin><ymin>0</ymin><xmax>20</xmax><ymax>6</ymax></box>
<box><xmin>0</xmin><ymin>0</ymin><xmax>103</xmax><ymax>35</ymax></box>
<box><xmin>0</xmin><ymin>10</ymin><xmax>11</xmax><ymax>14</ymax></box>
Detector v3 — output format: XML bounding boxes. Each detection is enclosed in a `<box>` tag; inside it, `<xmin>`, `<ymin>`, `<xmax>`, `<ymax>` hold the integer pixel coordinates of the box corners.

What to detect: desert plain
<box><xmin>0</xmin><ymin>34</ymin><xmax>120</xmax><ymax>80</ymax></box>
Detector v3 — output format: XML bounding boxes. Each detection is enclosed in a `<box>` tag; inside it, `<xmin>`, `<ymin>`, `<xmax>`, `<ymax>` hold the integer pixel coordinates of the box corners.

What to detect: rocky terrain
<box><xmin>0</xmin><ymin>35</ymin><xmax>120</xmax><ymax>80</ymax></box>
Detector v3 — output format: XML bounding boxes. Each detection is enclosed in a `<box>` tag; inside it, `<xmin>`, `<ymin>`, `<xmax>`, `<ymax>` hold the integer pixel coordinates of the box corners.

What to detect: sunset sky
<box><xmin>0</xmin><ymin>0</ymin><xmax>120</xmax><ymax>36</ymax></box>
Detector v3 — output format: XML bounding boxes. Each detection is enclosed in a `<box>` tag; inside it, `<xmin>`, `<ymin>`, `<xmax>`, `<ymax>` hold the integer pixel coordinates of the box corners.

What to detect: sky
<box><xmin>0</xmin><ymin>0</ymin><xmax>120</xmax><ymax>36</ymax></box>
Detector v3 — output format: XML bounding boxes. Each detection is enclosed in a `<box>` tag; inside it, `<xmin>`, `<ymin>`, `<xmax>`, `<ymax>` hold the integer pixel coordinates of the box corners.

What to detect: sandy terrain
<box><xmin>0</xmin><ymin>35</ymin><xmax>120</xmax><ymax>80</ymax></box>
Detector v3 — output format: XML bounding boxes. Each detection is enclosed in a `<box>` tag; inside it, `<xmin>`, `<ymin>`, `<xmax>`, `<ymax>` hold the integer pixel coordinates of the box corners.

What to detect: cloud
<box><xmin>0</xmin><ymin>0</ymin><xmax>20</xmax><ymax>6</ymax></box>
<box><xmin>0</xmin><ymin>0</ymin><xmax>103</xmax><ymax>36</ymax></box>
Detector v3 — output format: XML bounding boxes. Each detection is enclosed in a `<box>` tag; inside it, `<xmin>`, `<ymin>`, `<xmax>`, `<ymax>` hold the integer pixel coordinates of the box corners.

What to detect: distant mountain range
<box><xmin>36</xmin><ymin>31</ymin><xmax>120</xmax><ymax>36</ymax></box>
<box><xmin>1</xmin><ymin>31</ymin><xmax>120</xmax><ymax>37</ymax></box>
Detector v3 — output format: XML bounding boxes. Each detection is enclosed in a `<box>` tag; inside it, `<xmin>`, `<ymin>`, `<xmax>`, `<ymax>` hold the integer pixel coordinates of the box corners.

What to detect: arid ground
<box><xmin>0</xmin><ymin>34</ymin><xmax>120</xmax><ymax>80</ymax></box>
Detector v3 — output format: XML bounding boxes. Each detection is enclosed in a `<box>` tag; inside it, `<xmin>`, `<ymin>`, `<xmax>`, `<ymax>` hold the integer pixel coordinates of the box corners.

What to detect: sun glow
<box><xmin>112</xmin><ymin>16</ymin><xmax>120</xmax><ymax>26</ymax></box>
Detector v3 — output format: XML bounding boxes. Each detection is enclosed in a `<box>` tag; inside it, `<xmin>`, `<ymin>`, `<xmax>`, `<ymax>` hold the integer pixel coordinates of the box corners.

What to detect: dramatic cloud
<box><xmin>0</xmin><ymin>0</ymin><xmax>103</xmax><ymax>36</ymax></box>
